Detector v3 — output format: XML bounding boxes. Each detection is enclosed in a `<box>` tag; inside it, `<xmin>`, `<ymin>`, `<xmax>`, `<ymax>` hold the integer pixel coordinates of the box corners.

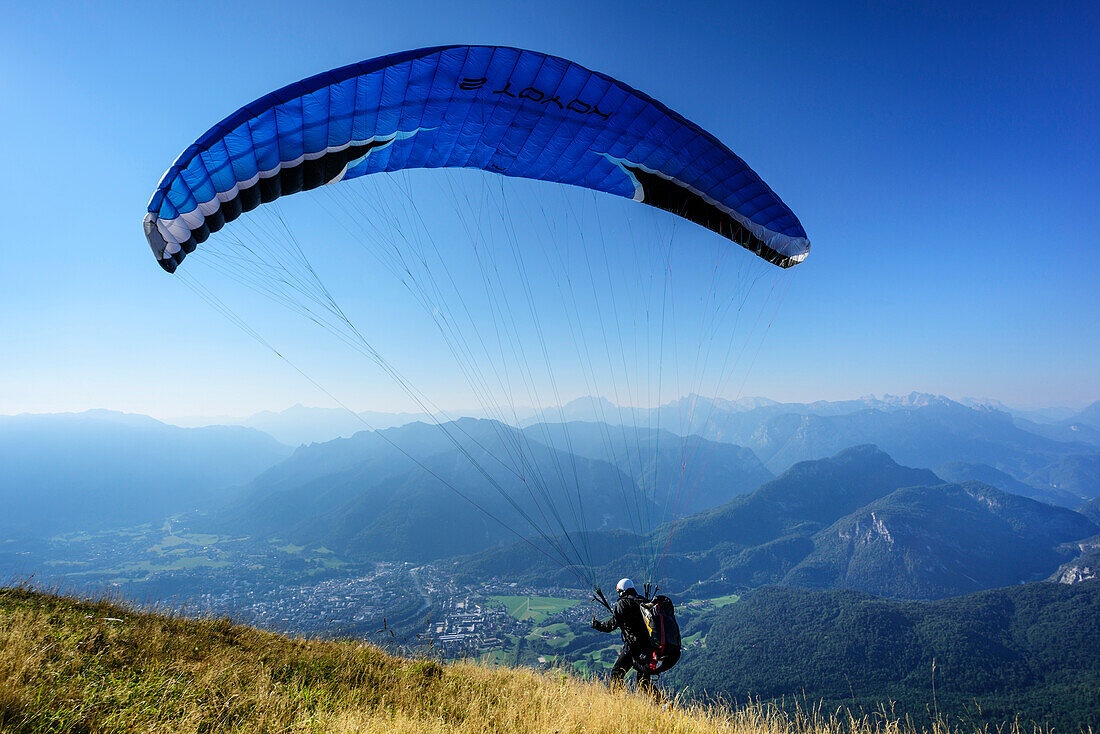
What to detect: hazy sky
<box><xmin>1</xmin><ymin>0</ymin><xmax>1096</xmax><ymax>418</ymax></box>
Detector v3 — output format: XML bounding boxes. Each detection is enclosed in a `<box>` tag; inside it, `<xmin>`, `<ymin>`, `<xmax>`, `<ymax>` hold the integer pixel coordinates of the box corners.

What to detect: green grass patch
<box><xmin>479</xmin><ymin>648</ymin><xmax>510</xmax><ymax>665</ymax></box>
<box><xmin>707</xmin><ymin>593</ymin><xmax>740</xmax><ymax>607</ymax></box>
<box><xmin>527</xmin><ymin>622</ymin><xmax>575</xmax><ymax>651</ymax></box>
<box><xmin>149</xmin><ymin>534</ymin><xmax>191</xmax><ymax>553</ymax></box>
<box><xmin>684</xmin><ymin>593</ymin><xmax>741</xmax><ymax>608</ymax></box>
<box><xmin>99</xmin><ymin>557</ymin><xmax>232</xmax><ymax>580</ymax></box>
<box><xmin>489</xmin><ymin>595</ymin><xmax>579</xmax><ymax>623</ymax></box>
<box><xmin>576</xmin><ymin>643</ymin><xmax>622</xmax><ymax>674</ymax></box>
<box><xmin>184</xmin><ymin>532</ymin><xmax>221</xmax><ymax>544</ymax></box>
<box><xmin>311</xmin><ymin>555</ymin><xmax>348</xmax><ymax>569</ymax></box>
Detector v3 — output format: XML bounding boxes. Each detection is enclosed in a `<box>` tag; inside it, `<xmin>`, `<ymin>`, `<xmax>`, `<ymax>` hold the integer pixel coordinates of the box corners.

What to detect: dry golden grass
<box><xmin>0</xmin><ymin>586</ymin><xmax>1037</xmax><ymax>734</ymax></box>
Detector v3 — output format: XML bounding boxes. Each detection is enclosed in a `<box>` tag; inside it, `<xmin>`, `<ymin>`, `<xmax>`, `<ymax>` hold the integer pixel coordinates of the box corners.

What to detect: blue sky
<box><xmin>1</xmin><ymin>0</ymin><xmax>1096</xmax><ymax>418</ymax></box>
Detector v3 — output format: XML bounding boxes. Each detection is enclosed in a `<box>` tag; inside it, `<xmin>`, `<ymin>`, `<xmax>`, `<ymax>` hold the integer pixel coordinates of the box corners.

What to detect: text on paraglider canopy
<box><xmin>459</xmin><ymin>78</ymin><xmax>613</xmax><ymax>119</ymax></box>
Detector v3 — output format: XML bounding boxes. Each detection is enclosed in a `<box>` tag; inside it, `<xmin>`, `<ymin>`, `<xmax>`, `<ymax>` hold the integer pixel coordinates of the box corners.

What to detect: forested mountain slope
<box><xmin>784</xmin><ymin>482</ymin><xmax>1097</xmax><ymax>598</ymax></box>
<box><xmin>669</xmin><ymin>581</ymin><xmax>1100</xmax><ymax>730</ymax></box>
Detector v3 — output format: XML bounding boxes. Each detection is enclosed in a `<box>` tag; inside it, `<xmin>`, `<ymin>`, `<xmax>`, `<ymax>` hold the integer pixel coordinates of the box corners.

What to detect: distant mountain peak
<box><xmin>960</xmin><ymin>396</ymin><xmax>1010</xmax><ymax>410</ymax></box>
<box><xmin>1074</xmin><ymin>400</ymin><xmax>1100</xmax><ymax>428</ymax></box>
<box><xmin>812</xmin><ymin>445</ymin><xmax>910</xmax><ymax>471</ymax></box>
<box><xmin>882</xmin><ymin>392</ymin><xmax>952</xmax><ymax>408</ymax></box>
<box><xmin>833</xmin><ymin>444</ymin><xmax>890</xmax><ymax>459</ymax></box>
<box><xmin>561</xmin><ymin>395</ymin><xmax>615</xmax><ymax>409</ymax></box>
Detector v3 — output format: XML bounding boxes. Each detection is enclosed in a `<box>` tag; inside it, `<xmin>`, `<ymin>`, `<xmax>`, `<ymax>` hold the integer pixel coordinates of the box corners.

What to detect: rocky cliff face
<box><xmin>1053</xmin><ymin>561</ymin><xmax>1098</xmax><ymax>584</ymax></box>
<box><xmin>1051</xmin><ymin>536</ymin><xmax>1100</xmax><ymax>584</ymax></box>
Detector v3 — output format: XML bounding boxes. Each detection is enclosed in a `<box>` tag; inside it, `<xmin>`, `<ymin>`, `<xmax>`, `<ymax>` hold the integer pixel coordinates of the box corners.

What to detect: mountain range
<box><xmin>202</xmin><ymin>418</ymin><xmax>770</xmax><ymax>564</ymax></box>
<box><xmin>174</xmin><ymin>393</ymin><xmax>1100</xmax><ymax>517</ymax></box>
<box><xmin>0</xmin><ymin>410</ymin><xmax>291</xmax><ymax>537</ymax></box>
<box><xmin>455</xmin><ymin>445</ymin><xmax>1098</xmax><ymax>600</ymax></box>
<box><xmin>710</xmin><ymin>396</ymin><xmax>1097</xmax><ymax>476</ymax></box>
<box><xmin>933</xmin><ymin>461</ymin><xmax>1082</xmax><ymax>507</ymax></box>
<box><xmin>166</xmin><ymin>395</ymin><xmax>1100</xmax><ymax>455</ymax></box>
<box><xmin>1024</xmin><ymin>453</ymin><xmax>1100</xmax><ymax>503</ymax></box>
<box><xmin>5</xmin><ymin>396</ymin><xmax>1099</xmax><ymax>603</ymax></box>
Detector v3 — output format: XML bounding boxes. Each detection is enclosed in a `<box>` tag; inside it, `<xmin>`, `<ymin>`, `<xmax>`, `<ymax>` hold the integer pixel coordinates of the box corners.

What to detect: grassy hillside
<box><xmin>0</xmin><ymin>587</ymin><xmax>1038</xmax><ymax>734</ymax></box>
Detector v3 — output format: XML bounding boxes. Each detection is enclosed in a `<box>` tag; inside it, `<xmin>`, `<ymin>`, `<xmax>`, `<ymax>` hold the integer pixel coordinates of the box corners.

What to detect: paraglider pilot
<box><xmin>591</xmin><ymin>578</ymin><xmax>655</xmax><ymax>694</ymax></box>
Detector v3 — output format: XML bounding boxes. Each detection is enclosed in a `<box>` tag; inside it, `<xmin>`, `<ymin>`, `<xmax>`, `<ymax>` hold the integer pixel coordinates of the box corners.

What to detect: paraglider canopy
<box><xmin>144</xmin><ymin>45</ymin><xmax>809</xmax><ymax>274</ymax></box>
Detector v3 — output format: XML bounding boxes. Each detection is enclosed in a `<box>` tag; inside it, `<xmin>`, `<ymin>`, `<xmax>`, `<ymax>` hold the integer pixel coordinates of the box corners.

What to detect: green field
<box><xmin>574</xmin><ymin>643</ymin><xmax>622</xmax><ymax>675</ymax></box>
<box><xmin>527</xmin><ymin>621</ymin><xmax>576</xmax><ymax>650</ymax></box>
<box><xmin>490</xmin><ymin>595</ymin><xmax>579</xmax><ymax>623</ymax></box>
<box><xmin>115</xmin><ymin>557</ymin><xmax>232</xmax><ymax>574</ymax></box>
<box><xmin>479</xmin><ymin>648</ymin><xmax>510</xmax><ymax>665</ymax></box>
<box><xmin>682</xmin><ymin>592</ymin><xmax>741</xmax><ymax>609</ymax></box>
<box><xmin>681</xmin><ymin>631</ymin><xmax>703</xmax><ymax>646</ymax></box>
<box><xmin>708</xmin><ymin>593</ymin><xmax>740</xmax><ymax>607</ymax></box>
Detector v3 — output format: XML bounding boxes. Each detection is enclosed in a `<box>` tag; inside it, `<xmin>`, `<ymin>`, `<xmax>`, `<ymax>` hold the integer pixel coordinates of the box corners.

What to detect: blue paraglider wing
<box><xmin>144</xmin><ymin>45</ymin><xmax>809</xmax><ymax>272</ymax></box>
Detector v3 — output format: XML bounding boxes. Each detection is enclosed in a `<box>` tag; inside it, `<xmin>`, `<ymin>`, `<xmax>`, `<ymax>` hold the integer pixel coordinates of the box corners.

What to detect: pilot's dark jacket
<box><xmin>592</xmin><ymin>589</ymin><xmax>653</xmax><ymax>686</ymax></box>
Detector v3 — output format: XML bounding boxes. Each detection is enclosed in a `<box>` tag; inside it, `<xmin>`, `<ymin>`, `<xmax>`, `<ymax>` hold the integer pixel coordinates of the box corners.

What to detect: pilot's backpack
<box><xmin>638</xmin><ymin>594</ymin><xmax>681</xmax><ymax>673</ymax></box>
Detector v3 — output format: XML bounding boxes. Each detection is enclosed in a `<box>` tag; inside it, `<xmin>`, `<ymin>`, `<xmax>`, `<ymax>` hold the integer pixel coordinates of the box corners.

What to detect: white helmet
<box><xmin>616</xmin><ymin>578</ymin><xmax>636</xmax><ymax>595</ymax></box>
